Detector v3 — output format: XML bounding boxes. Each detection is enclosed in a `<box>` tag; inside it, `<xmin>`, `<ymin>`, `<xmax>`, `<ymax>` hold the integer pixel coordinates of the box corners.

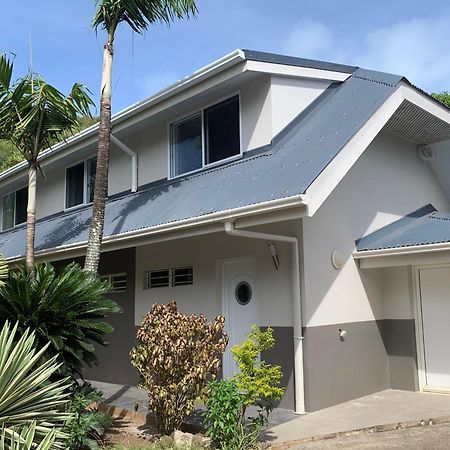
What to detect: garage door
<box><xmin>419</xmin><ymin>267</ymin><xmax>450</xmax><ymax>391</ymax></box>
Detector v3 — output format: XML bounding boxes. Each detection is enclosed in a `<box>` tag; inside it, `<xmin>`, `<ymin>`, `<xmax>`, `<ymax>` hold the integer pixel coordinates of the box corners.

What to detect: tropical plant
<box><xmin>0</xmin><ymin>140</ymin><xmax>23</xmax><ymax>172</ymax></box>
<box><xmin>204</xmin><ymin>326</ymin><xmax>284</xmax><ymax>449</ymax></box>
<box><xmin>130</xmin><ymin>302</ymin><xmax>227</xmax><ymax>434</ymax></box>
<box><xmin>432</xmin><ymin>91</ymin><xmax>450</xmax><ymax>108</ymax></box>
<box><xmin>203</xmin><ymin>380</ymin><xmax>242</xmax><ymax>447</ymax></box>
<box><xmin>0</xmin><ymin>262</ymin><xmax>120</xmax><ymax>379</ymax></box>
<box><xmin>84</xmin><ymin>0</ymin><xmax>198</xmax><ymax>273</ymax></box>
<box><xmin>0</xmin><ymin>254</ymin><xmax>8</xmax><ymax>287</ymax></box>
<box><xmin>0</xmin><ymin>322</ymin><xmax>71</xmax><ymax>448</ymax></box>
<box><xmin>65</xmin><ymin>382</ymin><xmax>113</xmax><ymax>450</ymax></box>
<box><xmin>1</xmin><ymin>422</ymin><xmax>59</xmax><ymax>450</ymax></box>
<box><xmin>0</xmin><ymin>53</ymin><xmax>93</xmax><ymax>272</ymax></box>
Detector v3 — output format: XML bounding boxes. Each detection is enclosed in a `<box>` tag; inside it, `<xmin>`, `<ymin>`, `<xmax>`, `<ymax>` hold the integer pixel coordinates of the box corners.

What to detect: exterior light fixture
<box><xmin>268</xmin><ymin>244</ymin><xmax>280</xmax><ymax>270</ymax></box>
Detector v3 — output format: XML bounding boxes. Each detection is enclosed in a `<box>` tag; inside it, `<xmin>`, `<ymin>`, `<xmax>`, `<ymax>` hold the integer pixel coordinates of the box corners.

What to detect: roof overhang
<box><xmin>354</xmin><ymin>242</ymin><xmax>450</xmax><ymax>269</ymax></box>
<box><xmin>4</xmin><ymin>193</ymin><xmax>308</xmax><ymax>264</ymax></box>
<box><xmin>304</xmin><ymin>82</ymin><xmax>450</xmax><ymax>217</ymax></box>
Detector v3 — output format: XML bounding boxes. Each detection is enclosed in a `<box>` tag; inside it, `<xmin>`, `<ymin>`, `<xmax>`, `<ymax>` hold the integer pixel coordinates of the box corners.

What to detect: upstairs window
<box><xmin>2</xmin><ymin>186</ymin><xmax>27</xmax><ymax>231</ymax></box>
<box><xmin>65</xmin><ymin>157</ymin><xmax>97</xmax><ymax>209</ymax></box>
<box><xmin>170</xmin><ymin>95</ymin><xmax>240</xmax><ymax>177</ymax></box>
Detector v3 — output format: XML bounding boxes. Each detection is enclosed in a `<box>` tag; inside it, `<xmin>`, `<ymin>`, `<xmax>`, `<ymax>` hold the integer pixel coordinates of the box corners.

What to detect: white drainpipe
<box><xmin>224</xmin><ymin>221</ymin><xmax>305</xmax><ymax>414</ymax></box>
<box><xmin>110</xmin><ymin>134</ymin><xmax>138</xmax><ymax>192</ymax></box>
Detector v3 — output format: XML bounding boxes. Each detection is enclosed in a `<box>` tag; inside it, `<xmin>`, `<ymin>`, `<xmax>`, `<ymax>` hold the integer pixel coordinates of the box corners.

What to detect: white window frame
<box><xmin>1</xmin><ymin>185</ymin><xmax>28</xmax><ymax>232</ymax></box>
<box><xmin>64</xmin><ymin>156</ymin><xmax>97</xmax><ymax>211</ymax></box>
<box><xmin>172</xmin><ymin>266</ymin><xmax>194</xmax><ymax>286</ymax></box>
<box><xmin>168</xmin><ymin>92</ymin><xmax>243</xmax><ymax>180</ymax></box>
<box><xmin>143</xmin><ymin>266</ymin><xmax>194</xmax><ymax>290</ymax></box>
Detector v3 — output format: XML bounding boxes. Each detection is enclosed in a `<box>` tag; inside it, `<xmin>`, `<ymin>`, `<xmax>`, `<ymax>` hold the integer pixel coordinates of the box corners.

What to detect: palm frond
<box><xmin>0</xmin><ymin>256</ymin><xmax>8</xmax><ymax>288</ymax></box>
<box><xmin>92</xmin><ymin>0</ymin><xmax>198</xmax><ymax>34</ymax></box>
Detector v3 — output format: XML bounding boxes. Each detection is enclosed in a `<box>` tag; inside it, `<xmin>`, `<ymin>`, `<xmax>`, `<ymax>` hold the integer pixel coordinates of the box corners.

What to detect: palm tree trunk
<box><xmin>26</xmin><ymin>159</ymin><xmax>37</xmax><ymax>275</ymax></box>
<box><xmin>84</xmin><ymin>35</ymin><xmax>114</xmax><ymax>273</ymax></box>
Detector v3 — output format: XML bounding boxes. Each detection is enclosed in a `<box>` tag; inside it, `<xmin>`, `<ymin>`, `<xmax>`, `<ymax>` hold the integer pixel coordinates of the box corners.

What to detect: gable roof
<box><xmin>0</xmin><ymin>66</ymin><xmax>404</xmax><ymax>260</ymax></box>
<box><xmin>355</xmin><ymin>205</ymin><xmax>450</xmax><ymax>252</ymax></box>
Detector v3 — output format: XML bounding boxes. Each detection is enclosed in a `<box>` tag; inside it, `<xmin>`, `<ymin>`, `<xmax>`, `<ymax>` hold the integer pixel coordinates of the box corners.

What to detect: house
<box><xmin>1</xmin><ymin>49</ymin><xmax>450</xmax><ymax>414</ymax></box>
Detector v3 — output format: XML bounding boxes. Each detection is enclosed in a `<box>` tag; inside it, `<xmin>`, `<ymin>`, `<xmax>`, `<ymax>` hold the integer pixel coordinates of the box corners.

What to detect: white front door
<box><xmin>419</xmin><ymin>266</ymin><xmax>450</xmax><ymax>390</ymax></box>
<box><xmin>222</xmin><ymin>258</ymin><xmax>259</xmax><ymax>379</ymax></box>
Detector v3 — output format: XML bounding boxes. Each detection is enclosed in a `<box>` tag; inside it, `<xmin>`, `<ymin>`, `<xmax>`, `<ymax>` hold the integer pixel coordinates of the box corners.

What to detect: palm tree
<box><xmin>85</xmin><ymin>0</ymin><xmax>198</xmax><ymax>273</ymax></box>
<box><xmin>0</xmin><ymin>54</ymin><xmax>93</xmax><ymax>273</ymax></box>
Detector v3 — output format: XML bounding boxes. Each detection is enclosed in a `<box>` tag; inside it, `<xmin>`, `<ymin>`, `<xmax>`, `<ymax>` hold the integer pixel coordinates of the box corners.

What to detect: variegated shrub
<box><xmin>130</xmin><ymin>302</ymin><xmax>228</xmax><ymax>434</ymax></box>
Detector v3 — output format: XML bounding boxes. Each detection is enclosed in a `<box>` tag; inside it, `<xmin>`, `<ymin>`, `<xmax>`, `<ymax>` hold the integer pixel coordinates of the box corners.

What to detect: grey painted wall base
<box><xmin>302</xmin><ymin>319</ymin><xmax>418</xmax><ymax>412</ymax></box>
<box><xmin>261</xmin><ymin>326</ymin><xmax>294</xmax><ymax>410</ymax></box>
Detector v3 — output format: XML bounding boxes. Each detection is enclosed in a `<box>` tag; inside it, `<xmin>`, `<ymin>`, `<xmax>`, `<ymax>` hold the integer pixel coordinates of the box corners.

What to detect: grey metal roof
<box><xmin>242</xmin><ymin>49</ymin><xmax>358</xmax><ymax>74</ymax></box>
<box><xmin>355</xmin><ymin>205</ymin><xmax>450</xmax><ymax>251</ymax></box>
<box><xmin>0</xmin><ymin>67</ymin><xmax>403</xmax><ymax>260</ymax></box>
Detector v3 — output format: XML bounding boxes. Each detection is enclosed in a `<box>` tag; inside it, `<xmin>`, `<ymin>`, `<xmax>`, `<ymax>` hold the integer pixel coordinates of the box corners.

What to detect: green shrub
<box><xmin>65</xmin><ymin>382</ymin><xmax>113</xmax><ymax>450</ymax></box>
<box><xmin>0</xmin><ymin>254</ymin><xmax>7</xmax><ymax>287</ymax></box>
<box><xmin>203</xmin><ymin>380</ymin><xmax>242</xmax><ymax>445</ymax></box>
<box><xmin>0</xmin><ymin>321</ymin><xmax>71</xmax><ymax>448</ymax></box>
<box><xmin>130</xmin><ymin>302</ymin><xmax>228</xmax><ymax>435</ymax></box>
<box><xmin>204</xmin><ymin>326</ymin><xmax>284</xmax><ymax>449</ymax></box>
<box><xmin>0</xmin><ymin>262</ymin><xmax>120</xmax><ymax>379</ymax></box>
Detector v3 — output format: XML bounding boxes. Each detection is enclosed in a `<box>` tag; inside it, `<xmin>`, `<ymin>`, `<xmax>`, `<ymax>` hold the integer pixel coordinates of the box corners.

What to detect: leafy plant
<box><xmin>232</xmin><ymin>325</ymin><xmax>284</xmax><ymax>426</ymax></box>
<box><xmin>1</xmin><ymin>421</ymin><xmax>59</xmax><ymax>450</ymax></box>
<box><xmin>0</xmin><ymin>254</ymin><xmax>7</xmax><ymax>287</ymax></box>
<box><xmin>203</xmin><ymin>380</ymin><xmax>242</xmax><ymax>446</ymax></box>
<box><xmin>0</xmin><ymin>262</ymin><xmax>120</xmax><ymax>379</ymax></box>
<box><xmin>65</xmin><ymin>382</ymin><xmax>113</xmax><ymax>450</ymax></box>
<box><xmin>204</xmin><ymin>326</ymin><xmax>284</xmax><ymax>449</ymax></box>
<box><xmin>130</xmin><ymin>302</ymin><xmax>228</xmax><ymax>435</ymax></box>
<box><xmin>0</xmin><ymin>322</ymin><xmax>71</xmax><ymax>448</ymax></box>
<box><xmin>432</xmin><ymin>91</ymin><xmax>450</xmax><ymax>108</ymax></box>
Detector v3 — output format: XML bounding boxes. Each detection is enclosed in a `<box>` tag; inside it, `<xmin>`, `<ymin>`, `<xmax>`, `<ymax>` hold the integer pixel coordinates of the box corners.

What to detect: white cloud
<box><xmin>282</xmin><ymin>16</ymin><xmax>450</xmax><ymax>92</ymax></box>
<box><xmin>283</xmin><ymin>19</ymin><xmax>334</xmax><ymax>59</ymax></box>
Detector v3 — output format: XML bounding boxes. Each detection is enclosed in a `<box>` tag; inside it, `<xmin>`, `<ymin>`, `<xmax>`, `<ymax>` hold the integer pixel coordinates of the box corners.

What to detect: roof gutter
<box><xmin>354</xmin><ymin>241</ymin><xmax>450</xmax><ymax>259</ymax></box>
<box><xmin>5</xmin><ymin>193</ymin><xmax>308</xmax><ymax>263</ymax></box>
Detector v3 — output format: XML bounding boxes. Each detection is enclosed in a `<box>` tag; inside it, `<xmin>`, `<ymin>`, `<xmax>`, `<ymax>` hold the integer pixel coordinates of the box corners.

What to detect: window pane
<box><xmin>15</xmin><ymin>187</ymin><xmax>27</xmax><ymax>225</ymax></box>
<box><xmin>2</xmin><ymin>193</ymin><xmax>14</xmax><ymax>230</ymax></box>
<box><xmin>170</xmin><ymin>113</ymin><xmax>202</xmax><ymax>177</ymax></box>
<box><xmin>66</xmin><ymin>162</ymin><xmax>84</xmax><ymax>208</ymax></box>
<box><xmin>205</xmin><ymin>96</ymin><xmax>240</xmax><ymax>165</ymax></box>
<box><xmin>87</xmin><ymin>157</ymin><xmax>97</xmax><ymax>203</ymax></box>
<box><xmin>145</xmin><ymin>269</ymin><xmax>170</xmax><ymax>289</ymax></box>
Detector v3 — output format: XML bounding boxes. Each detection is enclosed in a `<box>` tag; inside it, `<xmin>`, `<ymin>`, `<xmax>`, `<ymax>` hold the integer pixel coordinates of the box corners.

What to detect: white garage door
<box><xmin>419</xmin><ymin>267</ymin><xmax>450</xmax><ymax>390</ymax></box>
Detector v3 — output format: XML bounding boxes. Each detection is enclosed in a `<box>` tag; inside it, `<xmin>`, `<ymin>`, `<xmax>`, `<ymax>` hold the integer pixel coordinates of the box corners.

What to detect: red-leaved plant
<box><xmin>130</xmin><ymin>302</ymin><xmax>228</xmax><ymax>434</ymax></box>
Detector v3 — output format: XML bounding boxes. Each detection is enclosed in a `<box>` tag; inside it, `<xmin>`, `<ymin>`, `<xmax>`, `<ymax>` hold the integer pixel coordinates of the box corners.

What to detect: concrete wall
<box><xmin>301</xmin><ymin>131</ymin><xmax>449</xmax><ymax>410</ymax></box>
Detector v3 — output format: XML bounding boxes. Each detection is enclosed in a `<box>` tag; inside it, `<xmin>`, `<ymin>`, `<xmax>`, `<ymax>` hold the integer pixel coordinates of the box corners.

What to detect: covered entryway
<box><xmin>417</xmin><ymin>266</ymin><xmax>450</xmax><ymax>392</ymax></box>
<box><xmin>221</xmin><ymin>257</ymin><xmax>259</xmax><ymax>379</ymax></box>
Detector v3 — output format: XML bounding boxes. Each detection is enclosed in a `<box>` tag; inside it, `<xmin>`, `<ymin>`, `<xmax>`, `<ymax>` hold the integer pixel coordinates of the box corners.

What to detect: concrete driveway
<box><xmin>292</xmin><ymin>422</ymin><xmax>450</xmax><ymax>449</ymax></box>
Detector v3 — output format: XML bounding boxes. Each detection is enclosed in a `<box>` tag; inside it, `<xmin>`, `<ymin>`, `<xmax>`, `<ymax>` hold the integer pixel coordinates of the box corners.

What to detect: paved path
<box><xmin>267</xmin><ymin>390</ymin><xmax>450</xmax><ymax>444</ymax></box>
<box><xmin>293</xmin><ymin>422</ymin><xmax>450</xmax><ymax>449</ymax></box>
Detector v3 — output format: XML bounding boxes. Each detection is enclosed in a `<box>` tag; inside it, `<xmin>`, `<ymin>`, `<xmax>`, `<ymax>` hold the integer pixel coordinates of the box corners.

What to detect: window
<box><xmin>2</xmin><ymin>186</ymin><xmax>27</xmax><ymax>231</ymax></box>
<box><xmin>144</xmin><ymin>269</ymin><xmax>170</xmax><ymax>289</ymax></box>
<box><xmin>170</xmin><ymin>95</ymin><xmax>240</xmax><ymax>177</ymax></box>
<box><xmin>144</xmin><ymin>266</ymin><xmax>194</xmax><ymax>289</ymax></box>
<box><xmin>172</xmin><ymin>266</ymin><xmax>193</xmax><ymax>286</ymax></box>
<box><xmin>101</xmin><ymin>273</ymin><xmax>127</xmax><ymax>293</ymax></box>
<box><xmin>66</xmin><ymin>157</ymin><xmax>97</xmax><ymax>208</ymax></box>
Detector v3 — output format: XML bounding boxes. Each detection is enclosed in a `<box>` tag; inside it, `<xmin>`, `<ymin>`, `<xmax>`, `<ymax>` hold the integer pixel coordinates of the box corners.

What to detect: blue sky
<box><xmin>2</xmin><ymin>0</ymin><xmax>450</xmax><ymax>113</ymax></box>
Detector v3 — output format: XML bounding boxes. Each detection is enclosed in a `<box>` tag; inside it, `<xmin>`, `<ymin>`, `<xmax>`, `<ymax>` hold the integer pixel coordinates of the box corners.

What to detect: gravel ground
<box><xmin>291</xmin><ymin>422</ymin><xmax>450</xmax><ymax>449</ymax></box>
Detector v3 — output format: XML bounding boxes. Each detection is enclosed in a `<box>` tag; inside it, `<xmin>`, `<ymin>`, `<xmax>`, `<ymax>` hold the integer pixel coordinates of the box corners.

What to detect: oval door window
<box><xmin>235</xmin><ymin>281</ymin><xmax>252</xmax><ymax>306</ymax></box>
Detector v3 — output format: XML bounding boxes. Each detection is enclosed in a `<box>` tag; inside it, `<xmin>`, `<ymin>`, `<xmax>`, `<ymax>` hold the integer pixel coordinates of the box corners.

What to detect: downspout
<box><xmin>224</xmin><ymin>221</ymin><xmax>305</xmax><ymax>414</ymax></box>
<box><xmin>110</xmin><ymin>134</ymin><xmax>138</xmax><ymax>192</ymax></box>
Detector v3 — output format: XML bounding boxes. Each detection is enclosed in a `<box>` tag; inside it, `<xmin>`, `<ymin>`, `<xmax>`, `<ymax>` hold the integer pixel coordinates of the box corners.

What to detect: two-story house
<box><xmin>2</xmin><ymin>50</ymin><xmax>450</xmax><ymax>414</ymax></box>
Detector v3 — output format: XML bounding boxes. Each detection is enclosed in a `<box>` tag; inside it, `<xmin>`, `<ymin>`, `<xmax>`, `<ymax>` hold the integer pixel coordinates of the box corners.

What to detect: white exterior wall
<box><xmin>380</xmin><ymin>266</ymin><xmax>414</xmax><ymax>320</ymax></box>
<box><xmin>270</xmin><ymin>76</ymin><xmax>330</xmax><ymax>137</ymax></box>
<box><xmin>302</xmin><ymin>131</ymin><xmax>450</xmax><ymax>327</ymax></box>
<box><xmin>134</xmin><ymin>223</ymin><xmax>298</xmax><ymax>327</ymax></box>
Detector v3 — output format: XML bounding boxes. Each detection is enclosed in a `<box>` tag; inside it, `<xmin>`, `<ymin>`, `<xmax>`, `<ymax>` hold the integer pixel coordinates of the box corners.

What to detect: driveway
<box><xmin>292</xmin><ymin>423</ymin><xmax>450</xmax><ymax>449</ymax></box>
